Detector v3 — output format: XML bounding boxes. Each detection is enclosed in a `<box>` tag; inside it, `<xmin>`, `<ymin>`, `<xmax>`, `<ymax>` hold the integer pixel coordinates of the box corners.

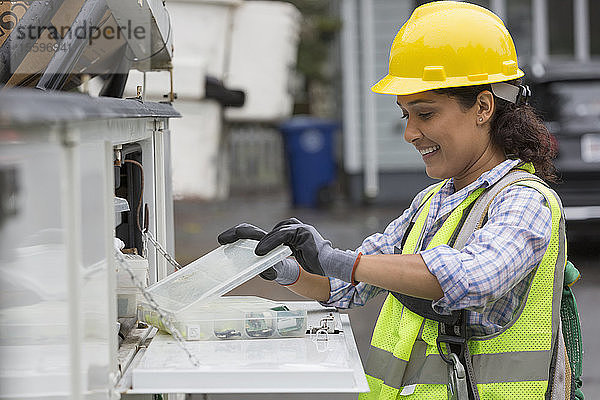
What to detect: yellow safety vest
<box><xmin>360</xmin><ymin>171</ymin><xmax>566</xmax><ymax>400</ymax></box>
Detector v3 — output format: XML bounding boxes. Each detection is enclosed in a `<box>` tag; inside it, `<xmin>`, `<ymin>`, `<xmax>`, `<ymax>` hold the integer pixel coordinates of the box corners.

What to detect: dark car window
<box><xmin>547</xmin><ymin>81</ymin><xmax>600</xmax><ymax>132</ymax></box>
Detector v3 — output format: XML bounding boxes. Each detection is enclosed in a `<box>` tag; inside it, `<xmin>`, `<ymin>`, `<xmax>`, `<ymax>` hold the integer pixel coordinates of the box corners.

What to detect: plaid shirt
<box><xmin>323</xmin><ymin>159</ymin><xmax>552</xmax><ymax>336</ymax></box>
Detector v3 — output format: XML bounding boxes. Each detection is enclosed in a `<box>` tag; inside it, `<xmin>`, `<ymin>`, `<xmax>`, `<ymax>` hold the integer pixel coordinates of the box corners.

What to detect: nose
<box><xmin>403</xmin><ymin>117</ymin><xmax>422</xmax><ymax>144</ymax></box>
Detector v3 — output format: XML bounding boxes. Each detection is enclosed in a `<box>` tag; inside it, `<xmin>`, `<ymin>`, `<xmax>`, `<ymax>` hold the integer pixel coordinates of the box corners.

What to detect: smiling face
<box><xmin>397</xmin><ymin>90</ymin><xmax>505</xmax><ymax>189</ymax></box>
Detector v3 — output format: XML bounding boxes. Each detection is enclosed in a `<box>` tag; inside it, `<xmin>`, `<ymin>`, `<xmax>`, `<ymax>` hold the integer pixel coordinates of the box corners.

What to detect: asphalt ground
<box><xmin>175</xmin><ymin>191</ymin><xmax>599</xmax><ymax>399</ymax></box>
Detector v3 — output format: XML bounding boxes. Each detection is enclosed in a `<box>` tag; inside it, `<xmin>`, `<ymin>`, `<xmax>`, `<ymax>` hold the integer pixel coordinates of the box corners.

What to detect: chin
<box><xmin>424</xmin><ymin>165</ymin><xmax>441</xmax><ymax>179</ymax></box>
<box><xmin>425</xmin><ymin>165</ymin><xmax>450</xmax><ymax>181</ymax></box>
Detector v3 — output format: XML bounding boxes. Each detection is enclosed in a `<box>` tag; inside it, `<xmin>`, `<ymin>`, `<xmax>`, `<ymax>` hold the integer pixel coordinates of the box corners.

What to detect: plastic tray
<box><xmin>144</xmin><ymin>239</ymin><xmax>292</xmax><ymax>314</ymax></box>
<box><xmin>138</xmin><ymin>296</ymin><xmax>307</xmax><ymax>341</ymax></box>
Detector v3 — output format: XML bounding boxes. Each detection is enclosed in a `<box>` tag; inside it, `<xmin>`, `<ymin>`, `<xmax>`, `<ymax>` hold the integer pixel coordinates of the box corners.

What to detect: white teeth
<box><xmin>419</xmin><ymin>145</ymin><xmax>440</xmax><ymax>155</ymax></box>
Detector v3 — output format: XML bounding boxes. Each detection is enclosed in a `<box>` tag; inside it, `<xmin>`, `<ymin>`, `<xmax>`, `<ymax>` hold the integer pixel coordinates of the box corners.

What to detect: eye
<box><xmin>400</xmin><ymin>112</ymin><xmax>409</xmax><ymax>120</ymax></box>
<box><xmin>418</xmin><ymin>112</ymin><xmax>433</xmax><ymax>120</ymax></box>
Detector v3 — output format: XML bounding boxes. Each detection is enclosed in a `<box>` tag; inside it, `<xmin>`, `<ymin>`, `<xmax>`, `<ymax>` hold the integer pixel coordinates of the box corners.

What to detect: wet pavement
<box><xmin>175</xmin><ymin>191</ymin><xmax>600</xmax><ymax>399</ymax></box>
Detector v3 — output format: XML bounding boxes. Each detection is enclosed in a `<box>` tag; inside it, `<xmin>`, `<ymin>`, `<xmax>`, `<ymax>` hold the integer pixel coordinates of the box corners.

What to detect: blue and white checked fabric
<box><xmin>322</xmin><ymin>159</ymin><xmax>552</xmax><ymax>336</ymax></box>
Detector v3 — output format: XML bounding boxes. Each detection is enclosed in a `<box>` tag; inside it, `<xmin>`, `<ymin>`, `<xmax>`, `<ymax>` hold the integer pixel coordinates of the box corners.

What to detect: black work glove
<box><xmin>256</xmin><ymin>218</ymin><xmax>360</xmax><ymax>283</ymax></box>
<box><xmin>217</xmin><ymin>223</ymin><xmax>300</xmax><ymax>284</ymax></box>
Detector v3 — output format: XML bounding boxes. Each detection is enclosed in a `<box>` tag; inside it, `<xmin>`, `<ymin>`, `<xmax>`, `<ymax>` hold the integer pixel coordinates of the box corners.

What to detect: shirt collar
<box><xmin>446</xmin><ymin>158</ymin><xmax>521</xmax><ymax>195</ymax></box>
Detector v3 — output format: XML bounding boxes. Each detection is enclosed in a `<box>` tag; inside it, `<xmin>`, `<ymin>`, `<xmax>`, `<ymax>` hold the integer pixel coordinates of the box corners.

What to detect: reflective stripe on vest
<box><xmin>360</xmin><ymin>179</ymin><xmax>566</xmax><ymax>400</ymax></box>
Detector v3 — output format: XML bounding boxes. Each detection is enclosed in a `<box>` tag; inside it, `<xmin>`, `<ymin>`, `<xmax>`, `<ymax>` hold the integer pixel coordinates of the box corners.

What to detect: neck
<box><xmin>453</xmin><ymin>146</ymin><xmax>506</xmax><ymax>191</ymax></box>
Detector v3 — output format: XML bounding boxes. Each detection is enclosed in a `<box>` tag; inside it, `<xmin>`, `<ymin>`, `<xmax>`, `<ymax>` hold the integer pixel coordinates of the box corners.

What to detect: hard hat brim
<box><xmin>371</xmin><ymin>70</ymin><xmax>525</xmax><ymax>96</ymax></box>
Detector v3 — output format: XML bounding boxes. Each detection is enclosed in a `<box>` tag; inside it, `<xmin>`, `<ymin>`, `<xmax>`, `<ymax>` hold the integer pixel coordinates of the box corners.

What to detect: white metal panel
<box><xmin>128</xmin><ymin>303</ymin><xmax>369</xmax><ymax>394</ymax></box>
<box><xmin>0</xmin><ymin>129</ymin><xmax>113</xmax><ymax>398</ymax></box>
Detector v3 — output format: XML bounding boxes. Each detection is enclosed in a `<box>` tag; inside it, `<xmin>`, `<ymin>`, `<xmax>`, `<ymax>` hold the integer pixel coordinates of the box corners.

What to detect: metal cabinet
<box><xmin>0</xmin><ymin>89</ymin><xmax>368</xmax><ymax>399</ymax></box>
<box><xmin>0</xmin><ymin>89</ymin><xmax>177</xmax><ymax>399</ymax></box>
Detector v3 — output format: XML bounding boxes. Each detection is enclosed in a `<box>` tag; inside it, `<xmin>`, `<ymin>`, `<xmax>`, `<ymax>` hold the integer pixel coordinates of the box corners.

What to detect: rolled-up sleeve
<box><xmin>321</xmin><ymin>184</ymin><xmax>438</xmax><ymax>309</ymax></box>
<box><xmin>420</xmin><ymin>185</ymin><xmax>552</xmax><ymax>314</ymax></box>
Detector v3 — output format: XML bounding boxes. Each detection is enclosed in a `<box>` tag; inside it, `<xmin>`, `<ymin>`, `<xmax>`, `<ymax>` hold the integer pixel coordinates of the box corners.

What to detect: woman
<box><xmin>219</xmin><ymin>2</ymin><xmax>570</xmax><ymax>399</ymax></box>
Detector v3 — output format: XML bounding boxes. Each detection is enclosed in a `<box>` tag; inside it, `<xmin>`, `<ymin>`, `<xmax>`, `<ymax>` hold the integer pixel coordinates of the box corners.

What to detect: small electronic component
<box><xmin>245</xmin><ymin>312</ymin><xmax>276</xmax><ymax>338</ymax></box>
<box><xmin>214</xmin><ymin>329</ymin><xmax>242</xmax><ymax>339</ymax></box>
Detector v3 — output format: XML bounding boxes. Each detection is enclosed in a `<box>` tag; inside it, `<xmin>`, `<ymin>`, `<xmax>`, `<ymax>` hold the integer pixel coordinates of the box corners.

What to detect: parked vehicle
<box><xmin>526</xmin><ymin>62</ymin><xmax>600</xmax><ymax>241</ymax></box>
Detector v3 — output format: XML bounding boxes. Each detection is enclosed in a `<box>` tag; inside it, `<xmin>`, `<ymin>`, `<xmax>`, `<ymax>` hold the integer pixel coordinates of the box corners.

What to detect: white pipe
<box><xmin>532</xmin><ymin>0</ymin><xmax>549</xmax><ymax>63</ymax></box>
<box><xmin>103</xmin><ymin>141</ymin><xmax>119</xmax><ymax>392</ymax></box>
<box><xmin>340</xmin><ymin>0</ymin><xmax>361</xmax><ymax>174</ymax></box>
<box><xmin>574</xmin><ymin>0</ymin><xmax>590</xmax><ymax>62</ymax></box>
<box><xmin>360</xmin><ymin>0</ymin><xmax>379</xmax><ymax>199</ymax></box>
<box><xmin>61</xmin><ymin>129</ymin><xmax>82</xmax><ymax>400</ymax></box>
<box><xmin>490</xmin><ymin>0</ymin><xmax>506</xmax><ymax>21</ymax></box>
<box><xmin>154</xmin><ymin>122</ymin><xmax>169</xmax><ymax>278</ymax></box>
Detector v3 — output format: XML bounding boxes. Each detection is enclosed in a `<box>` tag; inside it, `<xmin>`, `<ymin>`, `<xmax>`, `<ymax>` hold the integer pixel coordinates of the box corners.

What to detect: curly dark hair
<box><xmin>433</xmin><ymin>80</ymin><xmax>558</xmax><ymax>182</ymax></box>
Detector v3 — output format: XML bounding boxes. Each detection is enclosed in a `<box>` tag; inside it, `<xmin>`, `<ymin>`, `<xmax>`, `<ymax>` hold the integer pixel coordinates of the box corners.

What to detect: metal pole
<box><xmin>532</xmin><ymin>0</ymin><xmax>549</xmax><ymax>64</ymax></box>
<box><xmin>103</xmin><ymin>141</ymin><xmax>119</xmax><ymax>395</ymax></box>
<box><xmin>153</xmin><ymin>121</ymin><xmax>169</xmax><ymax>279</ymax></box>
<box><xmin>340</xmin><ymin>0</ymin><xmax>362</xmax><ymax>175</ymax></box>
<box><xmin>574</xmin><ymin>0</ymin><xmax>590</xmax><ymax>62</ymax></box>
<box><xmin>490</xmin><ymin>0</ymin><xmax>507</xmax><ymax>22</ymax></box>
<box><xmin>61</xmin><ymin>127</ymin><xmax>83</xmax><ymax>400</ymax></box>
<box><xmin>359</xmin><ymin>0</ymin><xmax>379</xmax><ymax>199</ymax></box>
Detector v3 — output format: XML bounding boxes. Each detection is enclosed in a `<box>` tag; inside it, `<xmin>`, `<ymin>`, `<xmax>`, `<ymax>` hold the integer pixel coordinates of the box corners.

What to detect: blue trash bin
<box><xmin>280</xmin><ymin>116</ymin><xmax>338</xmax><ymax>208</ymax></box>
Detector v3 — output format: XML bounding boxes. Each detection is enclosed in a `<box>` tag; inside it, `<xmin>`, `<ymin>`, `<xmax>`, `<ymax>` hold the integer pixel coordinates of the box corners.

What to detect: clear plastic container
<box><xmin>117</xmin><ymin>254</ymin><xmax>149</xmax><ymax>289</ymax></box>
<box><xmin>144</xmin><ymin>239</ymin><xmax>292</xmax><ymax>314</ymax></box>
<box><xmin>117</xmin><ymin>288</ymin><xmax>138</xmax><ymax>318</ymax></box>
<box><xmin>136</xmin><ymin>240</ymin><xmax>301</xmax><ymax>340</ymax></box>
<box><xmin>115</xmin><ymin>254</ymin><xmax>147</xmax><ymax>318</ymax></box>
<box><xmin>138</xmin><ymin>296</ymin><xmax>307</xmax><ymax>341</ymax></box>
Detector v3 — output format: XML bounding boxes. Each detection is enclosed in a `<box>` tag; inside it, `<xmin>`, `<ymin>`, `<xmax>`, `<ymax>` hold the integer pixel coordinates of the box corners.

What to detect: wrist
<box><xmin>319</xmin><ymin>246</ymin><xmax>360</xmax><ymax>283</ymax></box>
<box><xmin>351</xmin><ymin>252</ymin><xmax>362</xmax><ymax>286</ymax></box>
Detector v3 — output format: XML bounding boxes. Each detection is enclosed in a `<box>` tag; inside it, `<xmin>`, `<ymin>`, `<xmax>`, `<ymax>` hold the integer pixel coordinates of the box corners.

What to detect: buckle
<box><xmin>436</xmin><ymin>322</ymin><xmax>466</xmax><ymax>365</ymax></box>
<box><xmin>516</xmin><ymin>84</ymin><xmax>531</xmax><ymax>106</ymax></box>
<box><xmin>490</xmin><ymin>82</ymin><xmax>532</xmax><ymax>105</ymax></box>
<box><xmin>447</xmin><ymin>353</ymin><xmax>469</xmax><ymax>400</ymax></box>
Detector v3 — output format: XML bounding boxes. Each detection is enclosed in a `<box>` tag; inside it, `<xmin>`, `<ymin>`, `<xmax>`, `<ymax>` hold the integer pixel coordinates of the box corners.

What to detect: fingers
<box><xmin>255</xmin><ymin>226</ymin><xmax>298</xmax><ymax>256</ymax></box>
<box><xmin>217</xmin><ymin>223</ymin><xmax>267</xmax><ymax>245</ymax></box>
<box><xmin>259</xmin><ymin>267</ymin><xmax>277</xmax><ymax>281</ymax></box>
<box><xmin>271</xmin><ymin>217</ymin><xmax>303</xmax><ymax>231</ymax></box>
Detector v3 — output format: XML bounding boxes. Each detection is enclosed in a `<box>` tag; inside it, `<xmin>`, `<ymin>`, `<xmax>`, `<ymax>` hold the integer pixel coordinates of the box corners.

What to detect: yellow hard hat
<box><xmin>372</xmin><ymin>1</ymin><xmax>524</xmax><ymax>96</ymax></box>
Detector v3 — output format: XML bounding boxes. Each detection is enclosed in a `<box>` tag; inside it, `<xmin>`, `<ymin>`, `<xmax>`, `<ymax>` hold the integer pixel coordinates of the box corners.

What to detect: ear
<box><xmin>475</xmin><ymin>91</ymin><xmax>495</xmax><ymax>125</ymax></box>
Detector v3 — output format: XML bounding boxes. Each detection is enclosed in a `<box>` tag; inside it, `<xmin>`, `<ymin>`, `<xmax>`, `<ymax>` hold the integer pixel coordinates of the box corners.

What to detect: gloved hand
<box><xmin>217</xmin><ymin>223</ymin><xmax>301</xmax><ymax>285</ymax></box>
<box><xmin>256</xmin><ymin>218</ymin><xmax>360</xmax><ymax>284</ymax></box>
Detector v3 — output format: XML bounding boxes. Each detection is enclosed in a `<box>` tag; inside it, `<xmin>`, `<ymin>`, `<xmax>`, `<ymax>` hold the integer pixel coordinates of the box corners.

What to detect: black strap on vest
<box><xmin>437</xmin><ymin>315</ymin><xmax>481</xmax><ymax>400</ymax></box>
<box><xmin>391</xmin><ymin>245</ymin><xmax>461</xmax><ymax>326</ymax></box>
<box><xmin>390</xmin><ymin>195</ymin><xmax>477</xmax><ymax>326</ymax></box>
